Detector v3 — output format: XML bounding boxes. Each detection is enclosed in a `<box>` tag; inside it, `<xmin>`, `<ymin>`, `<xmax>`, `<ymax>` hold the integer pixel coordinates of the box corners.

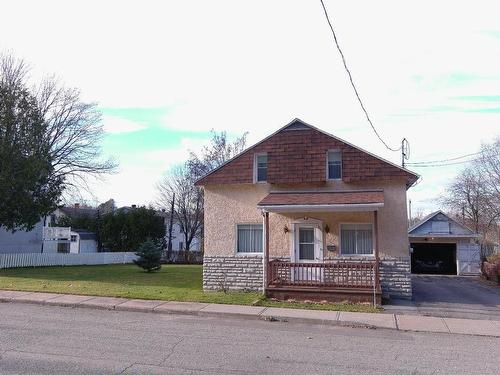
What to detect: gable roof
<box><xmin>408</xmin><ymin>210</ymin><xmax>478</xmax><ymax>237</ymax></box>
<box><xmin>195</xmin><ymin>118</ymin><xmax>419</xmax><ymax>187</ymax></box>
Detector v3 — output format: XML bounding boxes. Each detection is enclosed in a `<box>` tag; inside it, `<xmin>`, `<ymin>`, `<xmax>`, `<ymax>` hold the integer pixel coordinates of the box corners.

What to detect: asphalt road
<box><xmin>0</xmin><ymin>302</ymin><xmax>499</xmax><ymax>375</ymax></box>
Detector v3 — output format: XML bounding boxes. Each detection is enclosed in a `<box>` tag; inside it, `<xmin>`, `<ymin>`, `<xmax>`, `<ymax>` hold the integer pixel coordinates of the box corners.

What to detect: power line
<box><xmin>319</xmin><ymin>0</ymin><xmax>401</xmax><ymax>152</ymax></box>
<box><xmin>406</xmin><ymin>151</ymin><xmax>483</xmax><ymax>165</ymax></box>
<box><xmin>407</xmin><ymin>158</ymin><xmax>480</xmax><ymax>168</ymax></box>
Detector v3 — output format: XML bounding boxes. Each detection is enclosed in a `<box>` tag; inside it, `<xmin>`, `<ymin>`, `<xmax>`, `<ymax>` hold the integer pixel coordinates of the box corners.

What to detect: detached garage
<box><xmin>408</xmin><ymin>211</ymin><xmax>480</xmax><ymax>275</ymax></box>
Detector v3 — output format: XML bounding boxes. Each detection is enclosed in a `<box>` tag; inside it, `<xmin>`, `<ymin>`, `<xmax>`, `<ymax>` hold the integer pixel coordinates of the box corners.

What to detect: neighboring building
<box><xmin>0</xmin><ymin>204</ymin><xmax>99</xmax><ymax>254</ymax></box>
<box><xmin>158</xmin><ymin>211</ymin><xmax>201</xmax><ymax>251</ymax></box>
<box><xmin>196</xmin><ymin>119</ymin><xmax>419</xmax><ymax>302</ymax></box>
<box><xmin>408</xmin><ymin>211</ymin><xmax>480</xmax><ymax>275</ymax></box>
<box><xmin>42</xmin><ymin>227</ymin><xmax>98</xmax><ymax>254</ymax></box>
<box><xmin>0</xmin><ymin>219</ymin><xmax>45</xmax><ymax>254</ymax></box>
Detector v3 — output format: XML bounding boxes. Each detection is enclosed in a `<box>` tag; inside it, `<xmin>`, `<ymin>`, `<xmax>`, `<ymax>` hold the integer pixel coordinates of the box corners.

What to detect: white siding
<box><xmin>0</xmin><ymin>220</ymin><xmax>44</xmax><ymax>254</ymax></box>
<box><xmin>457</xmin><ymin>241</ymin><xmax>481</xmax><ymax>275</ymax></box>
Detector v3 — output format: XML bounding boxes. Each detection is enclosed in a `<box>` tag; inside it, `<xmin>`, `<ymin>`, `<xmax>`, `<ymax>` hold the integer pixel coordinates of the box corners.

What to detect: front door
<box><xmin>295</xmin><ymin>225</ymin><xmax>322</xmax><ymax>262</ymax></box>
<box><xmin>294</xmin><ymin>224</ymin><xmax>323</xmax><ymax>282</ymax></box>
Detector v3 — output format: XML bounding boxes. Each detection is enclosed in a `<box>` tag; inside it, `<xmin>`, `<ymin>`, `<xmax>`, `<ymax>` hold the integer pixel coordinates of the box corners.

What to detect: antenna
<box><xmin>401</xmin><ymin>138</ymin><xmax>410</xmax><ymax>168</ymax></box>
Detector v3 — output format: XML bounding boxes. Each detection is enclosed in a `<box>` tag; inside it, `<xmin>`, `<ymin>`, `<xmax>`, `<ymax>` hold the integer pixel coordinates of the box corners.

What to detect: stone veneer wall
<box><xmin>203</xmin><ymin>255</ymin><xmax>412</xmax><ymax>300</ymax></box>
<box><xmin>379</xmin><ymin>257</ymin><xmax>412</xmax><ymax>300</ymax></box>
<box><xmin>203</xmin><ymin>256</ymin><xmax>264</xmax><ymax>292</ymax></box>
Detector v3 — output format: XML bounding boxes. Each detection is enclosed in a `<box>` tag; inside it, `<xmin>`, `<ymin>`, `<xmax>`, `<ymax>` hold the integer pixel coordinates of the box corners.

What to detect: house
<box><xmin>196</xmin><ymin>119</ymin><xmax>419</xmax><ymax>303</ymax></box>
<box><xmin>0</xmin><ymin>204</ymin><xmax>99</xmax><ymax>254</ymax></box>
<box><xmin>0</xmin><ymin>220</ymin><xmax>45</xmax><ymax>254</ymax></box>
<box><xmin>408</xmin><ymin>211</ymin><xmax>480</xmax><ymax>275</ymax></box>
<box><xmin>158</xmin><ymin>212</ymin><xmax>201</xmax><ymax>252</ymax></box>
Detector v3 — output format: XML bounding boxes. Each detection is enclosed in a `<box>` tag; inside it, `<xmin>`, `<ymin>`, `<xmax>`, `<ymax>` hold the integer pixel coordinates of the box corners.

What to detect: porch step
<box><xmin>266</xmin><ymin>285</ymin><xmax>381</xmax><ymax>304</ymax></box>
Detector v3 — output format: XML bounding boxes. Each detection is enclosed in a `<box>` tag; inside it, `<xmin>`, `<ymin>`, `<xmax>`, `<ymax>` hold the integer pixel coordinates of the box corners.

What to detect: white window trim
<box><xmin>338</xmin><ymin>222</ymin><xmax>375</xmax><ymax>256</ymax></box>
<box><xmin>235</xmin><ymin>223</ymin><xmax>264</xmax><ymax>256</ymax></box>
<box><xmin>326</xmin><ymin>149</ymin><xmax>342</xmax><ymax>181</ymax></box>
<box><xmin>253</xmin><ymin>153</ymin><xmax>268</xmax><ymax>184</ymax></box>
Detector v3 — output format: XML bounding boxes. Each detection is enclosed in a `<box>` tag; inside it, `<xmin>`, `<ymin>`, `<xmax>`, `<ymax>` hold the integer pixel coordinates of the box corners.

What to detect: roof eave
<box><xmin>258</xmin><ymin>202</ymin><xmax>384</xmax><ymax>213</ymax></box>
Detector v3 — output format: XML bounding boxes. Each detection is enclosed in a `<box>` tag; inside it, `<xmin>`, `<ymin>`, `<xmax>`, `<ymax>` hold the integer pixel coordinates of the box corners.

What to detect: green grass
<box><xmin>0</xmin><ymin>264</ymin><xmax>379</xmax><ymax>312</ymax></box>
<box><xmin>256</xmin><ymin>299</ymin><xmax>381</xmax><ymax>313</ymax></box>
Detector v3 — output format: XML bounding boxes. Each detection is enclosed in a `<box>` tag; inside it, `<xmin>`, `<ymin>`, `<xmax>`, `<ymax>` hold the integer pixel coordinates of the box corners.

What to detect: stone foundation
<box><xmin>203</xmin><ymin>256</ymin><xmax>264</xmax><ymax>292</ymax></box>
<box><xmin>203</xmin><ymin>255</ymin><xmax>412</xmax><ymax>299</ymax></box>
<box><xmin>379</xmin><ymin>257</ymin><xmax>412</xmax><ymax>300</ymax></box>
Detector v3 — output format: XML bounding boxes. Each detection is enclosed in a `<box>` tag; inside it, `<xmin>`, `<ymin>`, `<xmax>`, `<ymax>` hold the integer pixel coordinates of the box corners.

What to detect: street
<box><xmin>0</xmin><ymin>302</ymin><xmax>498</xmax><ymax>374</ymax></box>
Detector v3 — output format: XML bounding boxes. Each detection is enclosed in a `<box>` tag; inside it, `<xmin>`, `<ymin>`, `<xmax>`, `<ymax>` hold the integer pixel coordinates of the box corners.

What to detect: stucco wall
<box><xmin>204</xmin><ymin>180</ymin><xmax>410</xmax><ymax>259</ymax></box>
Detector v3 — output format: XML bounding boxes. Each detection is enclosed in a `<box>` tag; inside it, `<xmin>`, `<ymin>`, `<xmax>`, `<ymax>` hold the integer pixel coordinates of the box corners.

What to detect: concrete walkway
<box><xmin>1</xmin><ymin>289</ymin><xmax>499</xmax><ymax>338</ymax></box>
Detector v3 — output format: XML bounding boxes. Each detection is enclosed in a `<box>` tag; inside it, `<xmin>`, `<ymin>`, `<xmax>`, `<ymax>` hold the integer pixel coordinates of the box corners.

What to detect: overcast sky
<box><xmin>1</xmin><ymin>0</ymin><xmax>499</xmax><ymax>213</ymax></box>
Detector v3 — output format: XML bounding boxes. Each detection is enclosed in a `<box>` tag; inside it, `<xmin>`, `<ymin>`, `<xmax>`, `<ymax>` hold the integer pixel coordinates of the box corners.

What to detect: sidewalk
<box><xmin>1</xmin><ymin>289</ymin><xmax>499</xmax><ymax>338</ymax></box>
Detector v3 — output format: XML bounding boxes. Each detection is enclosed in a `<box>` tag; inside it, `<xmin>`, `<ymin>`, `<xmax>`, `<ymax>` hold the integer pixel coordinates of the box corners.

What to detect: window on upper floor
<box><xmin>254</xmin><ymin>153</ymin><xmax>268</xmax><ymax>182</ymax></box>
<box><xmin>327</xmin><ymin>150</ymin><xmax>342</xmax><ymax>180</ymax></box>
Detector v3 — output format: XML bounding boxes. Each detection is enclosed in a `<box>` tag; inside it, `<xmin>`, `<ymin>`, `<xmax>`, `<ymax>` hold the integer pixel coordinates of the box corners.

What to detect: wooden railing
<box><xmin>267</xmin><ymin>260</ymin><xmax>377</xmax><ymax>289</ymax></box>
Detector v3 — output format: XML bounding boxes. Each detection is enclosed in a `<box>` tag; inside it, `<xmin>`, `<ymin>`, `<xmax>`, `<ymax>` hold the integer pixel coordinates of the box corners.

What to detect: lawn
<box><xmin>0</xmin><ymin>264</ymin><xmax>379</xmax><ymax>312</ymax></box>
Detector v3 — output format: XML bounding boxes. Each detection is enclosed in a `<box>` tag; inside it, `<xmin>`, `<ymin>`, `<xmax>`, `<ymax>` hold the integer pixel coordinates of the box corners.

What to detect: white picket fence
<box><xmin>0</xmin><ymin>252</ymin><xmax>137</xmax><ymax>269</ymax></box>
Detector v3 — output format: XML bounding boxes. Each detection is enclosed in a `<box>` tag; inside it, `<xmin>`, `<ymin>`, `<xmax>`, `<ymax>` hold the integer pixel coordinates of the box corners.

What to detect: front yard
<box><xmin>0</xmin><ymin>264</ymin><xmax>380</xmax><ymax>313</ymax></box>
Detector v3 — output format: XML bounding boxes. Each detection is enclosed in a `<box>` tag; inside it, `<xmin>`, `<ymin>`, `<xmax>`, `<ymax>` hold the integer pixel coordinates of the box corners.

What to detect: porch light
<box><xmin>284</xmin><ymin>225</ymin><xmax>289</xmax><ymax>233</ymax></box>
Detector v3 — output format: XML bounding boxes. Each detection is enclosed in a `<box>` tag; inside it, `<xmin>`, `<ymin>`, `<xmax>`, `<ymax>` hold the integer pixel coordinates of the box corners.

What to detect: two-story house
<box><xmin>196</xmin><ymin>119</ymin><xmax>419</xmax><ymax>303</ymax></box>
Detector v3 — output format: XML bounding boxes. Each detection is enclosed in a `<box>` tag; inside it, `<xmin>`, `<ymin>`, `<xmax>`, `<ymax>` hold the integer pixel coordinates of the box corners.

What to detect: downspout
<box><xmin>373</xmin><ymin>210</ymin><xmax>380</xmax><ymax>306</ymax></box>
<box><xmin>261</xmin><ymin>210</ymin><xmax>269</xmax><ymax>294</ymax></box>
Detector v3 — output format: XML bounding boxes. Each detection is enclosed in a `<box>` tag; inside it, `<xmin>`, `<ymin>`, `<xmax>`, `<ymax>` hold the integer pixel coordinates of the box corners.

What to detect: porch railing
<box><xmin>267</xmin><ymin>260</ymin><xmax>377</xmax><ymax>289</ymax></box>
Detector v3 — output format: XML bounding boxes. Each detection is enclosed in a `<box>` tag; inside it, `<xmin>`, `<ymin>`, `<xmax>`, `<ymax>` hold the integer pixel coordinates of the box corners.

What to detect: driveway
<box><xmin>386</xmin><ymin>275</ymin><xmax>500</xmax><ymax>320</ymax></box>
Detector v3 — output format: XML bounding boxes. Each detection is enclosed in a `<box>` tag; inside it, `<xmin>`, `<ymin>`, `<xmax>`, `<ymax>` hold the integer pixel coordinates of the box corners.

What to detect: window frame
<box><xmin>253</xmin><ymin>153</ymin><xmax>268</xmax><ymax>183</ymax></box>
<box><xmin>326</xmin><ymin>149</ymin><xmax>342</xmax><ymax>180</ymax></box>
<box><xmin>339</xmin><ymin>222</ymin><xmax>374</xmax><ymax>256</ymax></box>
<box><xmin>235</xmin><ymin>223</ymin><xmax>264</xmax><ymax>255</ymax></box>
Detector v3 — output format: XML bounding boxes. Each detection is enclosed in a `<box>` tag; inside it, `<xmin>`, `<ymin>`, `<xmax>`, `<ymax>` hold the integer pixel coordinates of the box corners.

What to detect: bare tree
<box><xmin>187</xmin><ymin>130</ymin><xmax>248</xmax><ymax>179</ymax></box>
<box><xmin>157</xmin><ymin>166</ymin><xmax>203</xmax><ymax>258</ymax></box>
<box><xmin>444</xmin><ymin>168</ymin><xmax>493</xmax><ymax>233</ymax></box>
<box><xmin>37</xmin><ymin>77</ymin><xmax>117</xmax><ymax>193</ymax></box>
<box><xmin>157</xmin><ymin>130</ymin><xmax>248</xmax><ymax>261</ymax></box>
<box><xmin>0</xmin><ymin>52</ymin><xmax>117</xmax><ymax>230</ymax></box>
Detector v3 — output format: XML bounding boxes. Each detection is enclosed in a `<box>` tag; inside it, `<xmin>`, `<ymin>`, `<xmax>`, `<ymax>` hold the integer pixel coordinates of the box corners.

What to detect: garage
<box><xmin>408</xmin><ymin>211</ymin><xmax>480</xmax><ymax>275</ymax></box>
<box><xmin>410</xmin><ymin>242</ymin><xmax>457</xmax><ymax>275</ymax></box>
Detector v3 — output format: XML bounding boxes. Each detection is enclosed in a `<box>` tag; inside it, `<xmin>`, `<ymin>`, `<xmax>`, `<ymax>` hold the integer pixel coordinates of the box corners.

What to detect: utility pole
<box><xmin>167</xmin><ymin>193</ymin><xmax>175</xmax><ymax>261</ymax></box>
<box><xmin>401</xmin><ymin>138</ymin><xmax>409</xmax><ymax>168</ymax></box>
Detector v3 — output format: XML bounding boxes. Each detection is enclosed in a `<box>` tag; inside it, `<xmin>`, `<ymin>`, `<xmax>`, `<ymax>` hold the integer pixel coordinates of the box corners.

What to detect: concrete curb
<box><xmin>0</xmin><ymin>290</ymin><xmax>499</xmax><ymax>338</ymax></box>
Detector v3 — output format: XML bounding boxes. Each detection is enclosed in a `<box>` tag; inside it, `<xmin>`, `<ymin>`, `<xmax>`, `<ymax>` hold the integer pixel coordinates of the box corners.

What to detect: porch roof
<box><xmin>258</xmin><ymin>190</ymin><xmax>384</xmax><ymax>212</ymax></box>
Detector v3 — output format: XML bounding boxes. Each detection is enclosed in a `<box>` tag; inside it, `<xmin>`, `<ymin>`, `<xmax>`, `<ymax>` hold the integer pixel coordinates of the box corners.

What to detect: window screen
<box><xmin>328</xmin><ymin>151</ymin><xmax>342</xmax><ymax>179</ymax></box>
<box><xmin>340</xmin><ymin>224</ymin><xmax>373</xmax><ymax>255</ymax></box>
<box><xmin>237</xmin><ymin>224</ymin><xmax>263</xmax><ymax>253</ymax></box>
<box><xmin>256</xmin><ymin>154</ymin><xmax>267</xmax><ymax>182</ymax></box>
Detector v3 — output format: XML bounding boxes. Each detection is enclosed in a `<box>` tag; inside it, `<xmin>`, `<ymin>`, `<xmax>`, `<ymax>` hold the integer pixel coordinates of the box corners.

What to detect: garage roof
<box><xmin>408</xmin><ymin>211</ymin><xmax>479</xmax><ymax>238</ymax></box>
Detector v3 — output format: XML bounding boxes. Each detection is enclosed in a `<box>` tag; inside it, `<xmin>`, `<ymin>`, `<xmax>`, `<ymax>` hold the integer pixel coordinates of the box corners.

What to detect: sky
<box><xmin>1</xmin><ymin>0</ymin><xmax>499</xmax><ymax>213</ymax></box>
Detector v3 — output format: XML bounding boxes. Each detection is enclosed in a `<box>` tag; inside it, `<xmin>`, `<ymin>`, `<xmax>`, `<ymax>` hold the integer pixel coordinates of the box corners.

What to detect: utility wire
<box><xmin>319</xmin><ymin>0</ymin><xmax>401</xmax><ymax>152</ymax></box>
<box><xmin>406</xmin><ymin>151</ymin><xmax>483</xmax><ymax>165</ymax></box>
<box><xmin>407</xmin><ymin>158</ymin><xmax>480</xmax><ymax>168</ymax></box>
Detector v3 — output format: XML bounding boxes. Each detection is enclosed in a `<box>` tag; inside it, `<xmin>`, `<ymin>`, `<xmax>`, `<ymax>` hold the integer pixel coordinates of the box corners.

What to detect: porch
<box><xmin>259</xmin><ymin>190</ymin><xmax>383</xmax><ymax>305</ymax></box>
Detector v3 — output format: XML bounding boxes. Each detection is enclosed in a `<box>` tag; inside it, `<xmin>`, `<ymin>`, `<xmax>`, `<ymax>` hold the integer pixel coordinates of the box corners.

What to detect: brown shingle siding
<box><xmin>195</xmin><ymin>120</ymin><xmax>418</xmax><ymax>186</ymax></box>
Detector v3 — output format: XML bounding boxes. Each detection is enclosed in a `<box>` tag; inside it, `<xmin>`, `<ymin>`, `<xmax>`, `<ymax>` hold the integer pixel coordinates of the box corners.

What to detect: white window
<box><xmin>70</xmin><ymin>235</ymin><xmax>77</xmax><ymax>242</ymax></box>
<box><xmin>431</xmin><ymin>221</ymin><xmax>450</xmax><ymax>233</ymax></box>
<box><xmin>179</xmin><ymin>242</ymin><xmax>184</xmax><ymax>250</ymax></box>
<box><xmin>254</xmin><ymin>153</ymin><xmax>267</xmax><ymax>182</ymax></box>
<box><xmin>237</xmin><ymin>224</ymin><xmax>263</xmax><ymax>253</ymax></box>
<box><xmin>340</xmin><ymin>224</ymin><xmax>373</xmax><ymax>255</ymax></box>
<box><xmin>327</xmin><ymin>150</ymin><xmax>342</xmax><ymax>180</ymax></box>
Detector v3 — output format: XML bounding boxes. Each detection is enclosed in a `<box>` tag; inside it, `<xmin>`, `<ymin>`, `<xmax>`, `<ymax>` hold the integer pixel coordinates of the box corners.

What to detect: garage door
<box><xmin>410</xmin><ymin>243</ymin><xmax>457</xmax><ymax>275</ymax></box>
